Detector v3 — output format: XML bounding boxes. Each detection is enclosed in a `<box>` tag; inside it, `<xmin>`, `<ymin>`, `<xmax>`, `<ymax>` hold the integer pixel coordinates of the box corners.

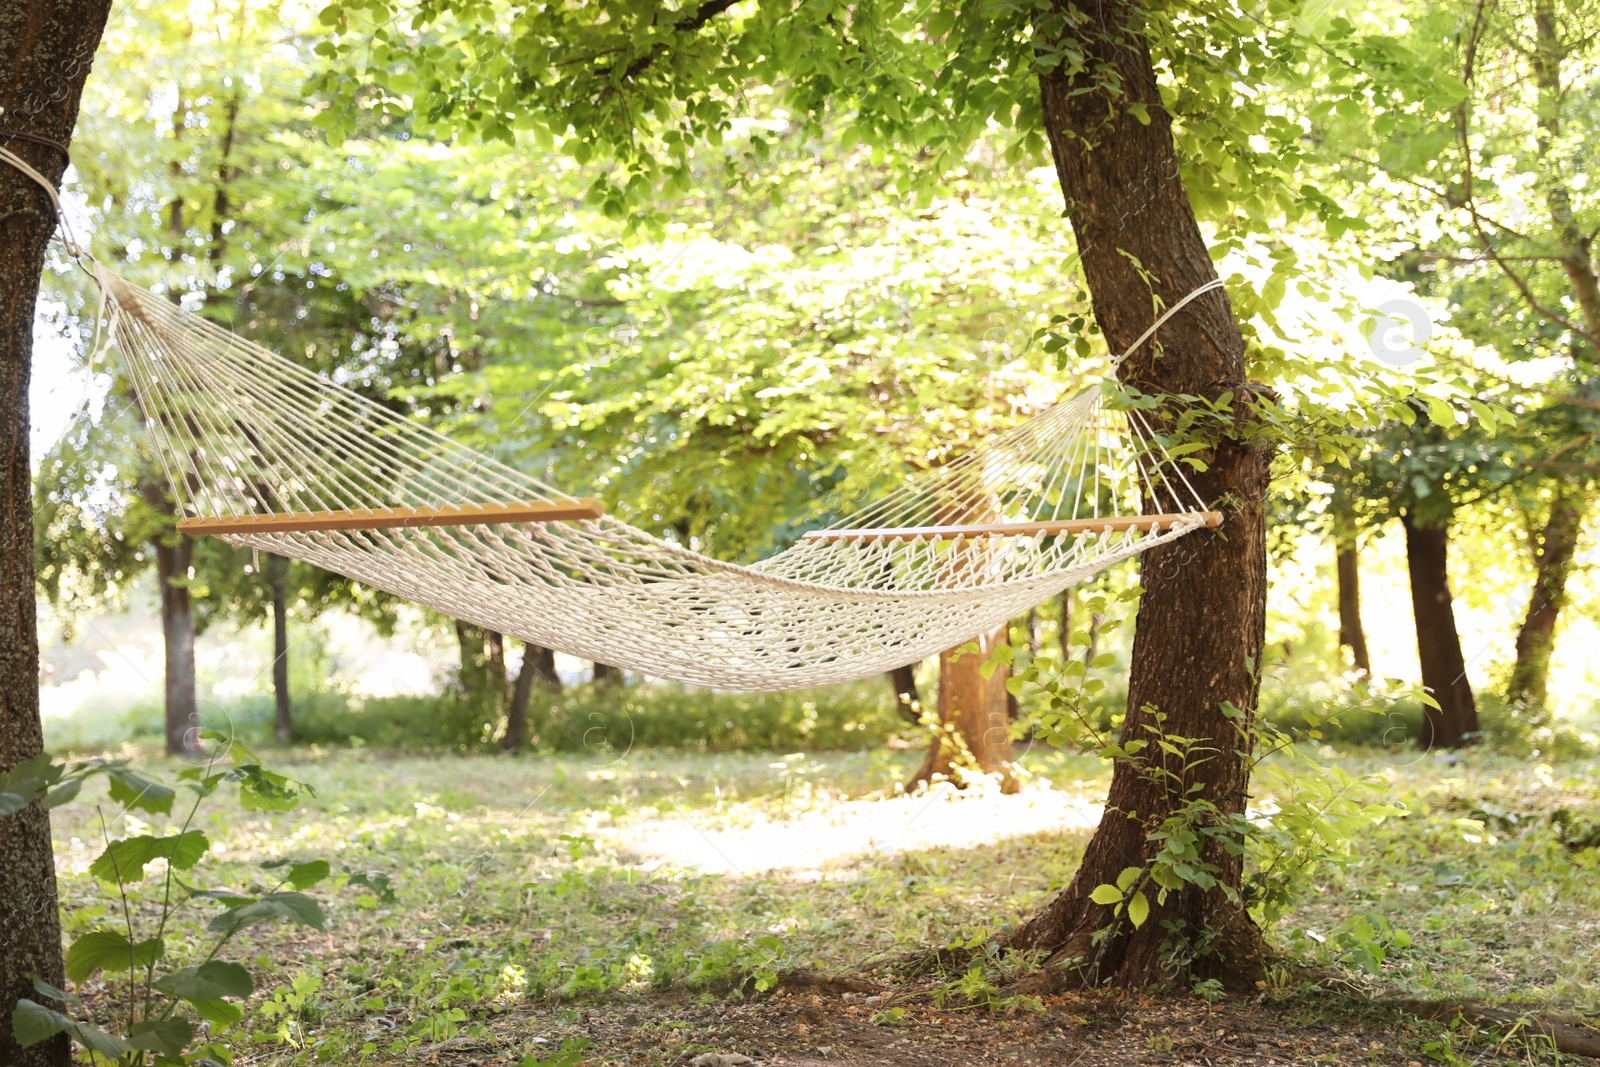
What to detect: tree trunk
<box><xmin>503</xmin><ymin>651</ymin><xmax>535</xmax><ymax>754</ymax></box>
<box><xmin>143</xmin><ymin>485</ymin><xmax>200</xmax><ymax>755</ymax></box>
<box><xmin>1336</xmin><ymin>543</ymin><xmax>1371</xmax><ymax>675</ymax></box>
<box><xmin>592</xmin><ymin>661</ymin><xmax>621</xmax><ymax>686</ymax></box>
<box><xmin>1</xmin><ymin>3</ymin><xmax>115</xmax><ymax>1063</ymax></box>
<box><xmin>486</xmin><ymin>630</ymin><xmax>507</xmax><ymax>703</ymax></box>
<box><xmin>888</xmin><ymin>663</ymin><xmax>921</xmax><ymax>725</ymax></box>
<box><xmin>455</xmin><ymin>621</ymin><xmax>487</xmax><ymax>696</ymax></box>
<box><xmin>907</xmin><ymin>625</ymin><xmax>1016</xmax><ymax>792</ymax></box>
<box><xmin>1402</xmin><ymin>514</ymin><xmax>1479</xmax><ymax>749</ymax></box>
<box><xmin>268</xmin><ymin>552</ymin><xmax>292</xmax><ymax>744</ymax></box>
<box><xmin>1009</xmin><ymin>0</ymin><xmax>1271</xmax><ymax>989</ymax></box>
<box><xmin>1506</xmin><ymin>490</ymin><xmax>1585</xmax><ymax>711</ymax></box>
<box><xmin>503</xmin><ymin>642</ymin><xmax>559</xmax><ymax>752</ymax></box>
<box><xmin>1059</xmin><ymin>588</ymin><xmax>1072</xmax><ymax>661</ymax></box>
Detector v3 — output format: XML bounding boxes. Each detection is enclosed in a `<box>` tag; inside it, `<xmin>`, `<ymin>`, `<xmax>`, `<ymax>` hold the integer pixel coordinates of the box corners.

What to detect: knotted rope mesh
<box><xmin>100</xmin><ymin>265</ymin><xmax>1217</xmax><ymax>690</ymax></box>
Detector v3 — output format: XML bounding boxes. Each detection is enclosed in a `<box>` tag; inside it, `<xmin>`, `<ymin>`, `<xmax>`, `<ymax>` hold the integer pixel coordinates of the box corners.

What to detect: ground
<box><xmin>44</xmin><ymin>746</ymin><xmax>1600</xmax><ymax>1065</ymax></box>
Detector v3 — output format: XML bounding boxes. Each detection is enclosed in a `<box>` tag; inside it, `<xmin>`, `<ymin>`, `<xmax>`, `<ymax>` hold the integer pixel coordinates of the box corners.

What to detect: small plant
<box><xmin>1007</xmin><ymin>591</ymin><xmax>1414</xmax><ymax>980</ymax></box>
<box><xmin>1329</xmin><ymin>913</ymin><xmax>1412</xmax><ymax>974</ymax></box>
<box><xmin>1255</xmin><ymin>962</ymin><xmax>1297</xmax><ymax>1002</ymax></box>
<box><xmin>1191</xmin><ymin>977</ymin><xmax>1225</xmax><ymax>1004</ymax></box>
<box><xmin>522</xmin><ymin>1037</ymin><xmax>593</xmax><ymax>1066</ymax></box>
<box><xmin>3</xmin><ymin>732</ymin><xmax>348</xmax><ymax>1065</ymax></box>
<box><xmin>870</xmin><ymin>1006</ymin><xmax>910</xmax><ymax>1027</ymax></box>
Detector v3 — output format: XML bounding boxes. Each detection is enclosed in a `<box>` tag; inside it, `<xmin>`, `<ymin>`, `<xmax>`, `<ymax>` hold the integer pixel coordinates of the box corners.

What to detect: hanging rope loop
<box><xmin>1</xmin><ymin>140</ymin><xmax>117</xmax><ymax>366</ymax></box>
<box><xmin>0</xmin><ymin>141</ymin><xmax>91</xmax><ymax>262</ymax></box>
<box><xmin>1109</xmin><ymin>277</ymin><xmax>1228</xmax><ymax>368</ymax></box>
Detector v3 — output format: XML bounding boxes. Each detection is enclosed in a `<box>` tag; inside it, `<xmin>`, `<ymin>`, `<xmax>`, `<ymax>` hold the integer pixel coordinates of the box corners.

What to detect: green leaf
<box><xmin>1115</xmin><ymin>866</ymin><xmax>1142</xmax><ymax>892</ymax></box>
<box><xmin>155</xmin><ymin>961</ymin><xmax>254</xmax><ymax>1001</ymax></box>
<box><xmin>1127</xmin><ymin>102</ymin><xmax>1151</xmax><ymax>125</ymax></box>
<box><xmin>12</xmin><ymin>999</ymin><xmax>133</xmax><ymax>1058</ymax></box>
<box><xmin>66</xmin><ymin>931</ymin><xmax>132</xmax><ymax>982</ymax></box>
<box><xmin>262</xmin><ymin>858</ymin><xmax>331</xmax><ymax>890</ymax></box>
<box><xmin>12</xmin><ymin>998</ymin><xmax>72</xmax><ymax>1048</ymax></box>
<box><xmin>1089</xmin><ymin>883</ymin><xmax>1124</xmax><ymax>906</ymax></box>
<box><xmin>1127</xmin><ymin>890</ymin><xmax>1150</xmax><ymax>928</ymax></box>
<box><xmin>346</xmin><ymin>871</ymin><xmax>396</xmax><ymax>904</ymax></box>
<box><xmin>89</xmin><ymin>831</ymin><xmax>210</xmax><ymax>884</ymax></box>
<box><xmin>43</xmin><ymin>777</ymin><xmax>84</xmax><ymax>808</ymax></box>
<box><xmin>208</xmin><ymin>891</ymin><xmax>325</xmax><ymax>934</ymax></box>
<box><xmin>107</xmin><ymin>767</ymin><xmax>175</xmax><ymax>815</ymax></box>
<box><xmin>227</xmin><ymin>765</ymin><xmax>307</xmax><ymax>812</ymax></box>
<box><xmin>0</xmin><ymin>753</ymin><xmax>60</xmax><ymax>817</ymax></box>
<box><xmin>189</xmin><ymin>998</ymin><xmax>244</xmax><ymax>1027</ymax></box>
<box><xmin>64</xmin><ymin>931</ymin><xmax>162</xmax><ymax>982</ymax></box>
<box><xmin>127</xmin><ymin>1017</ymin><xmax>194</xmax><ymax>1056</ymax></box>
<box><xmin>1423</xmin><ymin>396</ymin><xmax>1455</xmax><ymax>427</ymax></box>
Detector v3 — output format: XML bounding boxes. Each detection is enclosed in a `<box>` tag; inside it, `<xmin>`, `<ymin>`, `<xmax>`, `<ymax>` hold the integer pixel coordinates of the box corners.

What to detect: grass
<box><xmin>44</xmin><ymin>744</ymin><xmax>1600</xmax><ymax>1065</ymax></box>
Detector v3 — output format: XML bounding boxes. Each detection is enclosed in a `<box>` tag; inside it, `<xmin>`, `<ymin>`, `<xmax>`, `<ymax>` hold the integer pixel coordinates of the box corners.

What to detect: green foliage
<box><xmin>281</xmin><ymin>679</ymin><xmax>909</xmax><ymax>754</ymax></box>
<box><xmin>1011</xmin><ymin>591</ymin><xmax>1413</xmax><ymax>974</ymax></box>
<box><xmin>522</xmin><ymin>1038</ymin><xmax>593</xmax><ymax>1067</ymax></box>
<box><xmin>4</xmin><ymin>735</ymin><xmax>343</xmax><ymax>1066</ymax></box>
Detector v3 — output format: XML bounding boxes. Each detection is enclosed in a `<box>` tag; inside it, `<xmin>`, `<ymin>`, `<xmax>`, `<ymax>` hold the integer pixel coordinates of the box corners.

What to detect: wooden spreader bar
<box><xmin>178</xmin><ymin>498</ymin><xmax>605</xmax><ymax>536</ymax></box>
<box><xmin>803</xmin><ymin>510</ymin><xmax>1223</xmax><ymax>543</ymax></box>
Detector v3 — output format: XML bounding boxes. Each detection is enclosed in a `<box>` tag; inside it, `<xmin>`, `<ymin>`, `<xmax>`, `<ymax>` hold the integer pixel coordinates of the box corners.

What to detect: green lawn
<box><xmin>45</xmin><ymin>745</ymin><xmax>1600</xmax><ymax>1064</ymax></box>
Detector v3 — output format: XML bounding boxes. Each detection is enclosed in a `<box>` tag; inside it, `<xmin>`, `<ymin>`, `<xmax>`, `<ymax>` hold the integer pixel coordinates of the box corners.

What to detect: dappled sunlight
<box><xmin>606</xmin><ymin>778</ymin><xmax>1104</xmax><ymax>879</ymax></box>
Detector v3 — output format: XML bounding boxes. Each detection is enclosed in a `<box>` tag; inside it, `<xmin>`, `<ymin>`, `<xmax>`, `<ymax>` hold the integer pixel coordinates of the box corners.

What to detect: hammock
<box><xmin>6</xmin><ymin>145</ymin><xmax>1225</xmax><ymax>691</ymax></box>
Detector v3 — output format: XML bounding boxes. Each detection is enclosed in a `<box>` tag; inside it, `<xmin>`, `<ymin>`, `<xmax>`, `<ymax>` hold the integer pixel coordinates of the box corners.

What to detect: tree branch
<box><xmin>602</xmin><ymin>0</ymin><xmax>743</xmax><ymax>83</ymax></box>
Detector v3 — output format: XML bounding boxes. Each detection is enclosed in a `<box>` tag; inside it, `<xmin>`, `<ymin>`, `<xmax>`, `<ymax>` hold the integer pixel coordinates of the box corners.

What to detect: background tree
<box><xmin>1313</xmin><ymin>0</ymin><xmax>1600</xmax><ymax>715</ymax></box>
<box><xmin>1</xmin><ymin>1</ymin><xmax>115</xmax><ymax>1061</ymax></box>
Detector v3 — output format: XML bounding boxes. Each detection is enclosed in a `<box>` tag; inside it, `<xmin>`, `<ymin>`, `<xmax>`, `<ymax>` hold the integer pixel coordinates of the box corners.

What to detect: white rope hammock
<box><xmin>7</xmin><ymin>145</ymin><xmax>1226</xmax><ymax>691</ymax></box>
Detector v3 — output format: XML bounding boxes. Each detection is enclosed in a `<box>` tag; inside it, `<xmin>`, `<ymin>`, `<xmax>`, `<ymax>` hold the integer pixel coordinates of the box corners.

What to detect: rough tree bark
<box><xmin>267</xmin><ymin>552</ymin><xmax>292</xmax><ymax>744</ymax></box>
<box><xmin>142</xmin><ymin>484</ymin><xmax>200</xmax><ymax>755</ymax></box>
<box><xmin>1506</xmin><ymin>490</ymin><xmax>1585</xmax><ymax>710</ymax></box>
<box><xmin>1008</xmin><ymin>0</ymin><xmax>1271</xmax><ymax>989</ymax></box>
<box><xmin>0</xmin><ymin>3</ymin><xmax>115</xmax><ymax>1062</ymax></box>
<box><xmin>906</xmin><ymin>625</ymin><xmax>1016</xmax><ymax>793</ymax></box>
<box><xmin>1336</xmin><ymin>543</ymin><xmax>1371</xmax><ymax>675</ymax></box>
<box><xmin>1401</xmin><ymin>514</ymin><xmax>1479</xmax><ymax>749</ymax></box>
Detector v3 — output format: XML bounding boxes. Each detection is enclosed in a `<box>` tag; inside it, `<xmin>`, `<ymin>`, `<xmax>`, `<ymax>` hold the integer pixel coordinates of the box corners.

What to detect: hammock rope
<box><xmin>7</xmin><ymin>145</ymin><xmax>1229</xmax><ymax>690</ymax></box>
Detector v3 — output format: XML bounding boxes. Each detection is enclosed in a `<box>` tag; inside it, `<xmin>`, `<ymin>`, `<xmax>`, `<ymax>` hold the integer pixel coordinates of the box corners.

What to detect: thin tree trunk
<box><xmin>1058</xmin><ymin>588</ymin><xmax>1072</xmax><ymax>661</ymax></box>
<box><xmin>268</xmin><ymin>552</ymin><xmax>291</xmax><ymax>744</ymax></box>
<box><xmin>1506</xmin><ymin>490</ymin><xmax>1585</xmax><ymax>710</ymax></box>
<box><xmin>143</xmin><ymin>485</ymin><xmax>200</xmax><ymax>755</ymax></box>
<box><xmin>1</xmin><ymin>3</ymin><xmax>115</xmax><ymax>1063</ymax></box>
<box><xmin>504</xmin><ymin>649</ymin><xmax>535</xmax><ymax>753</ymax></box>
<box><xmin>1336</xmin><ymin>543</ymin><xmax>1371</xmax><ymax>674</ymax></box>
<box><xmin>455</xmin><ymin>621</ymin><xmax>487</xmax><ymax>696</ymax></box>
<box><xmin>486</xmin><ymin>630</ymin><xmax>507</xmax><ymax>703</ymax></box>
<box><xmin>888</xmin><ymin>663</ymin><xmax>920</xmax><ymax>725</ymax></box>
<box><xmin>529</xmin><ymin>644</ymin><xmax>559</xmax><ymax>690</ymax></box>
<box><xmin>1402</xmin><ymin>514</ymin><xmax>1479</xmax><ymax>749</ymax></box>
<box><xmin>1009</xmin><ymin>0</ymin><xmax>1271</xmax><ymax>989</ymax></box>
<box><xmin>503</xmin><ymin>642</ymin><xmax>559</xmax><ymax>752</ymax></box>
<box><xmin>906</xmin><ymin>625</ymin><xmax>1016</xmax><ymax>793</ymax></box>
<box><xmin>592</xmin><ymin>661</ymin><xmax>621</xmax><ymax>686</ymax></box>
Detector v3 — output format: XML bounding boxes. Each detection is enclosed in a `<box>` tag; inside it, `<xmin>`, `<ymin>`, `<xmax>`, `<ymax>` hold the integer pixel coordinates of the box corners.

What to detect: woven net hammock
<box><xmin>93</xmin><ymin>263</ymin><xmax>1220</xmax><ymax>690</ymax></box>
